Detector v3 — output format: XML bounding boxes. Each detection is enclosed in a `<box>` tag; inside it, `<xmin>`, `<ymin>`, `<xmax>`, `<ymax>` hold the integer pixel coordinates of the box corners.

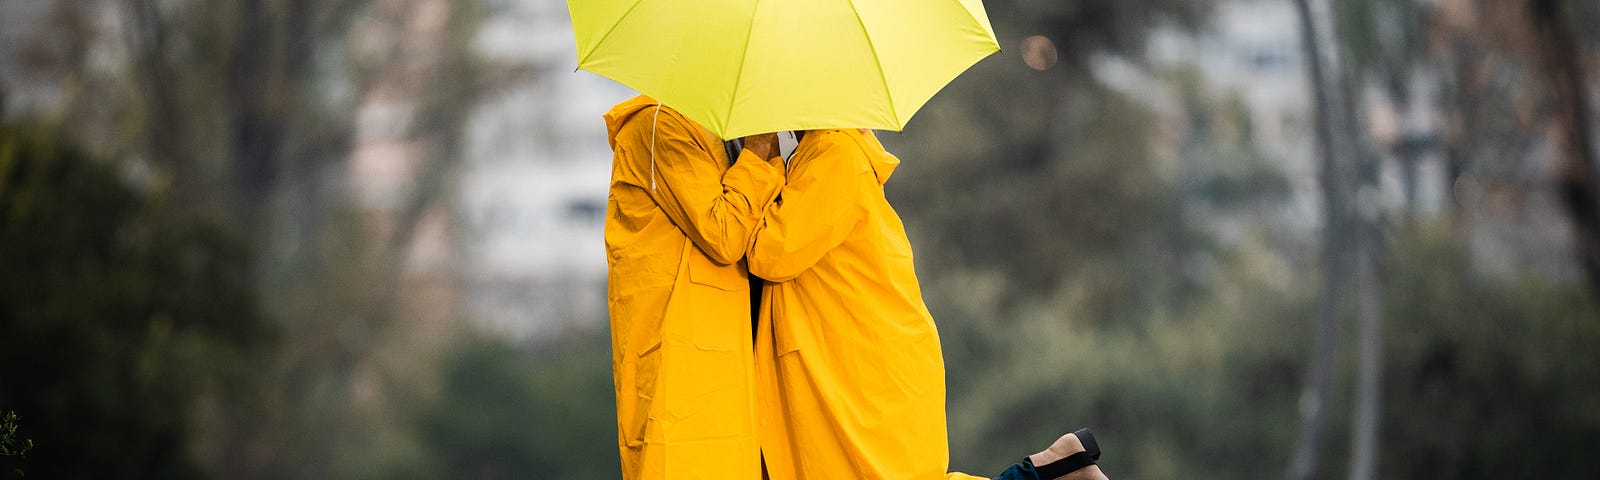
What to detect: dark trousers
<box><xmin>994</xmin><ymin>458</ymin><xmax>1050</xmax><ymax>480</ymax></box>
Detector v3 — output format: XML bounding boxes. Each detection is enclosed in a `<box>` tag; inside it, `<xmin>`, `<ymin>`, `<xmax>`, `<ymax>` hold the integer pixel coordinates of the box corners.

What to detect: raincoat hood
<box><xmin>805</xmin><ymin>129</ymin><xmax>899</xmax><ymax>185</ymax></box>
<box><xmin>604</xmin><ymin>95</ymin><xmax>662</xmax><ymax>150</ymax></box>
<box><xmin>860</xmin><ymin>131</ymin><xmax>901</xmax><ymax>186</ymax></box>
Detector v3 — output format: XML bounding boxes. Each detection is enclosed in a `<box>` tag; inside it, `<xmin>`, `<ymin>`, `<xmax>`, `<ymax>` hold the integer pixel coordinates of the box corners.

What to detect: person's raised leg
<box><xmin>947</xmin><ymin>430</ymin><xmax>1109</xmax><ymax>480</ymax></box>
<box><xmin>1022</xmin><ymin>430</ymin><xmax>1108</xmax><ymax>480</ymax></box>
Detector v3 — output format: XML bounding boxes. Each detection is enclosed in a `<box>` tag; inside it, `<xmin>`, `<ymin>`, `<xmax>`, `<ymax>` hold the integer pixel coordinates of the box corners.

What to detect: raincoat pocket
<box><xmin>686</xmin><ymin>249</ymin><xmax>746</xmax><ymax>291</ymax></box>
<box><xmin>683</xmin><ymin>251</ymin><xmax>746</xmax><ymax>351</ymax></box>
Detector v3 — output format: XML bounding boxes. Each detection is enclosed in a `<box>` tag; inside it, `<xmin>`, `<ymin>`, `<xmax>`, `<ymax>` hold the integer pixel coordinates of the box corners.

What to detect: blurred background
<box><xmin>2</xmin><ymin>0</ymin><xmax>1599</xmax><ymax>478</ymax></box>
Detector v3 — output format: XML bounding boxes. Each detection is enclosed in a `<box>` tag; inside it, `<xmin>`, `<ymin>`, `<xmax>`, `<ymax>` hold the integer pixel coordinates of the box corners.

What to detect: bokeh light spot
<box><xmin>1020</xmin><ymin>35</ymin><xmax>1058</xmax><ymax>71</ymax></box>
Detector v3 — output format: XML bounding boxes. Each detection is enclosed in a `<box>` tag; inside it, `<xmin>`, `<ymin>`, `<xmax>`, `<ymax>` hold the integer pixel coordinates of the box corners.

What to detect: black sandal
<box><xmin>1025</xmin><ymin>427</ymin><xmax>1100</xmax><ymax>479</ymax></box>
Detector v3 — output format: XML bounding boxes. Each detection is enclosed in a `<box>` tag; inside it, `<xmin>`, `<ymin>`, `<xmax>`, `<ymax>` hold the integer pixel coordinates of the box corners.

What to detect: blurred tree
<box><xmin>233</xmin><ymin>0</ymin><xmax>486</xmax><ymax>473</ymax></box>
<box><xmin>1284</xmin><ymin>0</ymin><xmax>1353</xmax><ymax>478</ymax></box>
<box><xmin>1524</xmin><ymin>0</ymin><xmax>1600</xmax><ymax>302</ymax></box>
<box><xmin>14</xmin><ymin>1</ymin><xmax>487</xmax><ymax>476</ymax></box>
<box><xmin>1422</xmin><ymin>0</ymin><xmax>1597</xmax><ymax>276</ymax></box>
<box><xmin>0</xmin><ymin>124</ymin><xmax>273</xmax><ymax>479</ymax></box>
<box><xmin>114</xmin><ymin>0</ymin><xmax>368</xmax><ymax>222</ymax></box>
<box><xmin>1286</xmin><ymin>0</ymin><xmax>1403</xmax><ymax>477</ymax></box>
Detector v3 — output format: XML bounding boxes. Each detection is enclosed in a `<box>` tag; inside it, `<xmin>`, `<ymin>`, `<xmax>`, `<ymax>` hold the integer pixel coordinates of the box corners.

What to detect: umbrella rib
<box><xmin>954</xmin><ymin>0</ymin><xmax>995</xmax><ymax>40</ymax></box>
<box><xmin>576</xmin><ymin>0</ymin><xmax>648</xmax><ymax>67</ymax></box>
<box><xmin>843</xmin><ymin>0</ymin><xmax>897</xmax><ymax>128</ymax></box>
<box><xmin>725</xmin><ymin>0</ymin><xmax>764</xmax><ymax>136</ymax></box>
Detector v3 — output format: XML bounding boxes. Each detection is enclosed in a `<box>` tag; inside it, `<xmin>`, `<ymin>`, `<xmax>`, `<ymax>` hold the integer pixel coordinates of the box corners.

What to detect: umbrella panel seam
<box><xmin>575</xmin><ymin>0</ymin><xmax>648</xmax><ymax>67</ymax></box>
<box><xmin>842</xmin><ymin>0</ymin><xmax>898</xmax><ymax>129</ymax></box>
<box><xmin>724</xmin><ymin>0</ymin><xmax>765</xmax><ymax>137</ymax></box>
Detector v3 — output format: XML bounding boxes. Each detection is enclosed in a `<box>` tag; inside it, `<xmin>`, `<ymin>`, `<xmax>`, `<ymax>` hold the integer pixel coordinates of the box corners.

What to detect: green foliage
<box><xmin>939</xmin><ymin>237</ymin><xmax>1315</xmax><ymax>480</ymax></box>
<box><xmin>404</xmin><ymin>333</ymin><xmax>619</xmax><ymax>480</ymax></box>
<box><xmin>0</xmin><ymin>411</ymin><xmax>31</xmax><ymax>458</ymax></box>
<box><xmin>937</xmin><ymin>223</ymin><xmax>1600</xmax><ymax>479</ymax></box>
<box><xmin>1380</xmin><ymin>227</ymin><xmax>1600</xmax><ymax>478</ymax></box>
<box><xmin>0</xmin><ymin>124</ymin><xmax>272</xmax><ymax>479</ymax></box>
<box><xmin>1</xmin><ymin>410</ymin><xmax>33</xmax><ymax>478</ymax></box>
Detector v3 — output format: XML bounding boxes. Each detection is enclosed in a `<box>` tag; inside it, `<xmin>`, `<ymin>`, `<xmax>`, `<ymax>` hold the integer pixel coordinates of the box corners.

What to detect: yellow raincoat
<box><xmin>750</xmin><ymin>129</ymin><xmax>985</xmax><ymax>480</ymax></box>
<box><xmin>603</xmin><ymin>95</ymin><xmax>784</xmax><ymax>480</ymax></box>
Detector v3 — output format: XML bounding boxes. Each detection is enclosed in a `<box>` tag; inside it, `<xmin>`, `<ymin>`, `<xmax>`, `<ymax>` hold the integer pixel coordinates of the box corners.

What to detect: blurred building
<box><xmin>1150</xmin><ymin>0</ymin><xmax>1311</xmax><ymax>158</ymax></box>
<box><xmin>0</xmin><ymin>1</ymin><xmax>69</xmax><ymax>118</ymax></box>
<box><xmin>1133</xmin><ymin>0</ymin><xmax>1574</xmax><ymax>280</ymax></box>
<box><xmin>0</xmin><ymin>0</ymin><xmax>625</xmax><ymax>343</ymax></box>
<box><xmin>1133</xmin><ymin>0</ymin><xmax>1454</xmax><ymax>248</ymax></box>
<box><xmin>1108</xmin><ymin>0</ymin><xmax>1326</xmax><ymax>257</ymax></box>
<box><xmin>461</xmin><ymin>0</ymin><xmax>630</xmax><ymax>340</ymax></box>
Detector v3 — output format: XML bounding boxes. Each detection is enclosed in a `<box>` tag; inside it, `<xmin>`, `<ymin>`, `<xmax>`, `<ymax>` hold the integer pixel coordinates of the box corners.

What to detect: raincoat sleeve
<box><xmin>746</xmin><ymin>135</ymin><xmax>869</xmax><ymax>282</ymax></box>
<box><xmin>648</xmin><ymin>114</ymin><xmax>785</xmax><ymax>264</ymax></box>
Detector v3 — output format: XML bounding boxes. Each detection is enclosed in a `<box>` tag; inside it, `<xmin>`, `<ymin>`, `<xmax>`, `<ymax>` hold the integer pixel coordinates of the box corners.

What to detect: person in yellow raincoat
<box><xmin>749</xmin><ymin>128</ymin><xmax>1110</xmax><ymax>480</ymax></box>
<box><xmin>602</xmin><ymin>95</ymin><xmax>785</xmax><ymax>480</ymax></box>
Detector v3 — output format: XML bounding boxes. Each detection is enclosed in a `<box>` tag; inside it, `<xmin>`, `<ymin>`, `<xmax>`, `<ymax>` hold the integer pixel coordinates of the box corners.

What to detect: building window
<box><xmin>565</xmin><ymin>199</ymin><xmax>604</xmax><ymax>226</ymax></box>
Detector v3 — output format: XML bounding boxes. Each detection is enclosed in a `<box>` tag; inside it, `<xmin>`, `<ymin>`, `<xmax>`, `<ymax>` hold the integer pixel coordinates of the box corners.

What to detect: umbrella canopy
<box><xmin>568</xmin><ymin>0</ymin><xmax>999</xmax><ymax>139</ymax></box>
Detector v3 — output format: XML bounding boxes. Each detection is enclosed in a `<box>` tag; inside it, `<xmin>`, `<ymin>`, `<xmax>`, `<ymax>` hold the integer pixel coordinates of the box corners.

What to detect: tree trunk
<box><xmin>1528</xmin><ymin>0</ymin><xmax>1600</xmax><ymax>302</ymax></box>
<box><xmin>1347</xmin><ymin>231</ymin><xmax>1383</xmax><ymax>480</ymax></box>
<box><xmin>128</xmin><ymin>0</ymin><xmax>197</xmax><ymax>205</ymax></box>
<box><xmin>1344</xmin><ymin>0</ymin><xmax>1413</xmax><ymax>476</ymax></box>
<box><xmin>1287</xmin><ymin>0</ymin><xmax>1350</xmax><ymax>477</ymax></box>
<box><xmin>227</xmin><ymin>0</ymin><xmax>317</xmax><ymax>229</ymax></box>
<box><xmin>1345</xmin><ymin>48</ymin><xmax>1385</xmax><ymax>480</ymax></box>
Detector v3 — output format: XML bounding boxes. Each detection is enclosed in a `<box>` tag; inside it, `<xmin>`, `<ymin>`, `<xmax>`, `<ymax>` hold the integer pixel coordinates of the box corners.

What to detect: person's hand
<box><xmin>741</xmin><ymin>132</ymin><xmax>779</xmax><ymax>161</ymax></box>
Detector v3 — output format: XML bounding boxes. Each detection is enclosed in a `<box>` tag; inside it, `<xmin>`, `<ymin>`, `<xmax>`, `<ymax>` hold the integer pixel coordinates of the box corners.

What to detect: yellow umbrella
<box><xmin>568</xmin><ymin>0</ymin><xmax>999</xmax><ymax>139</ymax></box>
